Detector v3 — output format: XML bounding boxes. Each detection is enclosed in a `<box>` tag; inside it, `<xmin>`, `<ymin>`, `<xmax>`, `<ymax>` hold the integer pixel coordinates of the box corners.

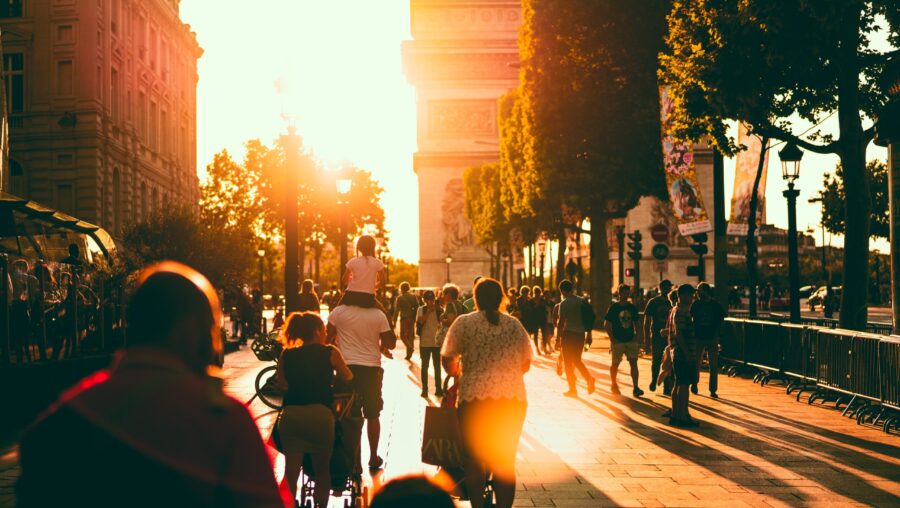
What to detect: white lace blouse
<box><xmin>441</xmin><ymin>311</ymin><xmax>533</xmax><ymax>402</ymax></box>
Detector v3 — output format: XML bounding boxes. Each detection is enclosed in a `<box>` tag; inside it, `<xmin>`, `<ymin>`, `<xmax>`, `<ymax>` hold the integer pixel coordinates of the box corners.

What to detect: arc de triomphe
<box><xmin>402</xmin><ymin>0</ymin><xmax>521</xmax><ymax>287</ymax></box>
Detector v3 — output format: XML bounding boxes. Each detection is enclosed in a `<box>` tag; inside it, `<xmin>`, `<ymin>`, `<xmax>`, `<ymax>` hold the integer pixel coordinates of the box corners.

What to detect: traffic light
<box><xmin>627</xmin><ymin>230</ymin><xmax>642</xmax><ymax>260</ymax></box>
<box><xmin>690</xmin><ymin>233</ymin><xmax>708</xmax><ymax>256</ymax></box>
<box><xmin>625</xmin><ymin>268</ymin><xmax>634</xmax><ymax>277</ymax></box>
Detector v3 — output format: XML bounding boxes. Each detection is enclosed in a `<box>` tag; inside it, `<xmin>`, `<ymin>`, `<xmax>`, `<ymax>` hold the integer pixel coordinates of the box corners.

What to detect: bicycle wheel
<box><xmin>254</xmin><ymin>364</ymin><xmax>284</xmax><ymax>409</ymax></box>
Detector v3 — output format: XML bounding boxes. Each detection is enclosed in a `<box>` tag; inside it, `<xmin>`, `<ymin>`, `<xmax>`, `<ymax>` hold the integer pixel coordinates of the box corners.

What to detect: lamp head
<box><xmin>778</xmin><ymin>142</ymin><xmax>803</xmax><ymax>183</ymax></box>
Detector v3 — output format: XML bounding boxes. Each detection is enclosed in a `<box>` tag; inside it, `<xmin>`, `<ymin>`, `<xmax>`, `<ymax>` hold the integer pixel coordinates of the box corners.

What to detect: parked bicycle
<box><xmin>246</xmin><ymin>329</ymin><xmax>284</xmax><ymax>410</ymax></box>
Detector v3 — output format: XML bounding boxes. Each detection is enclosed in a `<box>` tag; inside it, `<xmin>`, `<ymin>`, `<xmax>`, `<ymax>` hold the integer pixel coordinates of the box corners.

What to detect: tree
<box><xmin>516</xmin><ymin>0</ymin><xmax>669</xmax><ymax>313</ymax></box>
<box><xmin>123</xmin><ymin>206</ymin><xmax>257</xmax><ymax>290</ymax></box>
<box><xmin>820</xmin><ymin>159</ymin><xmax>889</xmax><ymax>240</ymax></box>
<box><xmin>201</xmin><ymin>138</ymin><xmax>386</xmax><ymax>287</ymax></box>
<box><xmin>661</xmin><ymin>0</ymin><xmax>899</xmax><ymax>329</ymax></box>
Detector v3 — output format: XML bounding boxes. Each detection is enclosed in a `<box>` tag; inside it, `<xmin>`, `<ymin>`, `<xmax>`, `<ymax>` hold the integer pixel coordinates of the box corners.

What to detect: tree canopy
<box><xmin>821</xmin><ymin>159</ymin><xmax>889</xmax><ymax>240</ymax></box>
<box><xmin>660</xmin><ymin>0</ymin><xmax>898</xmax><ymax>329</ymax></box>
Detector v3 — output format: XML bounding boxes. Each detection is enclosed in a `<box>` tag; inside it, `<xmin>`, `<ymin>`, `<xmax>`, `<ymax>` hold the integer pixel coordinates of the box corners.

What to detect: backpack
<box><xmin>581</xmin><ymin>298</ymin><xmax>596</xmax><ymax>331</ymax></box>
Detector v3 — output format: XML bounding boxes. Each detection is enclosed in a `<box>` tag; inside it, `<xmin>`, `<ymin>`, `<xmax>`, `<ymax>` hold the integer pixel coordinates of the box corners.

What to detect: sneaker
<box><xmin>633</xmin><ymin>387</ymin><xmax>645</xmax><ymax>397</ymax></box>
<box><xmin>587</xmin><ymin>377</ymin><xmax>596</xmax><ymax>394</ymax></box>
<box><xmin>662</xmin><ymin>388</ymin><xmax>672</xmax><ymax>397</ymax></box>
<box><xmin>420</xmin><ymin>389</ymin><xmax>428</xmax><ymax>398</ymax></box>
<box><xmin>435</xmin><ymin>390</ymin><xmax>444</xmax><ymax>397</ymax></box>
<box><xmin>563</xmin><ymin>390</ymin><xmax>578</xmax><ymax>398</ymax></box>
<box><xmin>610</xmin><ymin>384</ymin><xmax>621</xmax><ymax>395</ymax></box>
<box><xmin>649</xmin><ymin>381</ymin><xmax>657</xmax><ymax>392</ymax></box>
<box><xmin>710</xmin><ymin>391</ymin><xmax>718</xmax><ymax>399</ymax></box>
<box><xmin>661</xmin><ymin>409</ymin><xmax>672</xmax><ymax>418</ymax></box>
<box><xmin>691</xmin><ymin>384</ymin><xmax>698</xmax><ymax>395</ymax></box>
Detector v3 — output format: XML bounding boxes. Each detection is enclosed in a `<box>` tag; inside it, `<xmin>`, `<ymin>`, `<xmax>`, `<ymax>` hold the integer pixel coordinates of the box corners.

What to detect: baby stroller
<box><xmin>298</xmin><ymin>391</ymin><xmax>369</xmax><ymax>508</ymax></box>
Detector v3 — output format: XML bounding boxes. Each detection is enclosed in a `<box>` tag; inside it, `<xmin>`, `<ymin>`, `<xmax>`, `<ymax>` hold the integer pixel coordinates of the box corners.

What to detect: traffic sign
<box><xmin>653</xmin><ymin>261</ymin><xmax>668</xmax><ymax>273</ymax></box>
<box><xmin>650</xmin><ymin>224</ymin><xmax>669</xmax><ymax>243</ymax></box>
<box><xmin>651</xmin><ymin>243</ymin><xmax>669</xmax><ymax>260</ymax></box>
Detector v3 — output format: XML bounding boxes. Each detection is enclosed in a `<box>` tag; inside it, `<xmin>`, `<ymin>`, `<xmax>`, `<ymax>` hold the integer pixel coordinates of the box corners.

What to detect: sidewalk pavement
<box><xmin>2</xmin><ymin>331</ymin><xmax>899</xmax><ymax>507</ymax></box>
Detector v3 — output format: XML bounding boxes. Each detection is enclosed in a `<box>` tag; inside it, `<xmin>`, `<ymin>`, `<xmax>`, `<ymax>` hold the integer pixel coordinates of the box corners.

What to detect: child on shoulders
<box><xmin>339</xmin><ymin>235</ymin><xmax>384</xmax><ymax>308</ymax></box>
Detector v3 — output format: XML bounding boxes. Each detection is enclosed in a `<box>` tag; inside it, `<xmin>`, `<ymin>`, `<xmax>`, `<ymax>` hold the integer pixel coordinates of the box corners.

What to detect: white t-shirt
<box><xmin>345</xmin><ymin>256</ymin><xmax>384</xmax><ymax>294</ymax></box>
<box><xmin>328</xmin><ymin>305</ymin><xmax>391</xmax><ymax>367</ymax></box>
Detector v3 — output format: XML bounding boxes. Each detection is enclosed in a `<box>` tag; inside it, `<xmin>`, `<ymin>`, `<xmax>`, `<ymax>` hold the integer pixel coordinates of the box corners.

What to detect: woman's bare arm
<box><xmin>331</xmin><ymin>347</ymin><xmax>353</xmax><ymax>381</ymax></box>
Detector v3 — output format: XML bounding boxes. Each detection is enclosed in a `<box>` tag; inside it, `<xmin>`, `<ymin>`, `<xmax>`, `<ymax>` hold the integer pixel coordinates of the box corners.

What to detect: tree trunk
<box><xmin>588</xmin><ymin>213</ymin><xmax>612</xmax><ymax>320</ymax></box>
<box><xmin>556</xmin><ymin>225</ymin><xmax>567</xmax><ymax>289</ymax></box>
<box><xmin>836</xmin><ymin>6</ymin><xmax>870</xmax><ymax>330</ymax></box>
<box><xmin>746</xmin><ymin>135</ymin><xmax>769</xmax><ymax>319</ymax></box>
<box><xmin>494</xmin><ymin>242</ymin><xmax>501</xmax><ymax>280</ymax></box>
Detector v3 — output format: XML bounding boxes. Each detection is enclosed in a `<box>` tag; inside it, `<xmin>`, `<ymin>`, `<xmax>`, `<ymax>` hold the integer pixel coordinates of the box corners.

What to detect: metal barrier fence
<box><xmin>720</xmin><ymin>317</ymin><xmax>899</xmax><ymax>434</ymax></box>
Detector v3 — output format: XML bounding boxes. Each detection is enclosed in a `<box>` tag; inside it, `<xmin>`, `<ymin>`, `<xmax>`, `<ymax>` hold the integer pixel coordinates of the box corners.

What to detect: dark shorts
<box><xmin>673</xmin><ymin>349</ymin><xmax>699</xmax><ymax>385</ymax></box>
<box><xmin>348</xmin><ymin>365</ymin><xmax>384</xmax><ymax>419</ymax></box>
<box><xmin>458</xmin><ymin>398</ymin><xmax>526</xmax><ymax>472</ymax></box>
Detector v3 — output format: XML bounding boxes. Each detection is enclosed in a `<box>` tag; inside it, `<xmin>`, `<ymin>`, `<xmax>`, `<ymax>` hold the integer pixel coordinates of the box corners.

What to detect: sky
<box><xmin>181</xmin><ymin>2</ymin><xmax>891</xmax><ymax>262</ymax></box>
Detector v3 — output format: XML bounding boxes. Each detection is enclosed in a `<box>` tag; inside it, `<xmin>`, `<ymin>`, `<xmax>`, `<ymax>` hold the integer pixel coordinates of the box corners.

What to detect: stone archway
<box><xmin>402</xmin><ymin>0</ymin><xmax>521</xmax><ymax>286</ymax></box>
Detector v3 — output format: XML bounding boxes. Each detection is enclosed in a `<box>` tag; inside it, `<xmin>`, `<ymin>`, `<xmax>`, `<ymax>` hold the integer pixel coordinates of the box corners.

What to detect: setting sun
<box><xmin>181</xmin><ymin>0</ymin><xmax>418</xmax><ymax>261</ymax></box>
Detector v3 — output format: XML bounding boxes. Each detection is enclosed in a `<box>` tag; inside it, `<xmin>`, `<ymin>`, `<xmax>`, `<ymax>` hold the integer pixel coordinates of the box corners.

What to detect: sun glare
<box><xmin>180</xmin><ymin>0</ymin><xmax>418</xmax><ymax>261</ymax></box>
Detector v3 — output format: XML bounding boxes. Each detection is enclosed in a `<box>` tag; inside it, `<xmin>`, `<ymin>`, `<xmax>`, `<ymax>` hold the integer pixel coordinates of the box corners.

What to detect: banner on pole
<box><xmin>728</xmin><ymin>124</ymin><xmax>770</xmax><ymax>235</ymax></box>
<box><xmin>659</xmin><ymin>87</ymin><xmax>712</xmax><ymax>236</ymax></box>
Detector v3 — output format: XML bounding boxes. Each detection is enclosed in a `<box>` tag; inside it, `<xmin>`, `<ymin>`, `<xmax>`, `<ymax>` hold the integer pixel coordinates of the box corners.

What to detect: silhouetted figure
<box><xmin>297</xmin><ymin>279</ymin><xmax>321</xmax><ymax>313</ymax></box>
<box><xmin>370</xmin><ymin>475</ymin><xmax>454</xmax><ymax>508</ymax></box>
<box><xmin>17</xmin><ymin>261</ymin><xmax>283</xmax><ymax>507</ymax></box>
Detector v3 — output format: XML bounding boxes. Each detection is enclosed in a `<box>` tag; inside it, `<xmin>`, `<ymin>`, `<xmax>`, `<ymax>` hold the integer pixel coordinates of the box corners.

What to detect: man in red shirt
<box><xmin>17</xmin><ymin>261</ymin><xmax>285</xmax><ymax>507</ymax></box>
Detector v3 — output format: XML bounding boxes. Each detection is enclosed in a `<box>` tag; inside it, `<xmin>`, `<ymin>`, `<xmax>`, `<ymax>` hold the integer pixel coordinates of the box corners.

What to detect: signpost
<box><xmin>650</xmin><ymin>224</ymin><xmax>669</xmax><ymax>243</ymax></box>
<box><xmin>651</xmin><ymin>241</ymin><xmax>669</xmax><ymax>282</ymax></box>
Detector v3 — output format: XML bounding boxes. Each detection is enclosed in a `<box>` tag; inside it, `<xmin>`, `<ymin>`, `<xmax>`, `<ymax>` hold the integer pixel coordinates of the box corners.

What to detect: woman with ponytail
<box><xmin>440</xmin><ymin>278</ymin><xmax>532</xmax><ymax>508</ymax></box>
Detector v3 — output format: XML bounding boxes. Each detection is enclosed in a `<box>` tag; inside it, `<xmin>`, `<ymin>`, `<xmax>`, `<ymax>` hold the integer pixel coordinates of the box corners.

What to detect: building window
<box><xmin>111</xmin><ymin>0</ymin><xmax>119</xmax><ymax>34</ymax></box>
<box><xmin>111</xmin><ymin>68</ymin><xmax>119</xmax><ymax>121</ymax></box>
<box><xmin>160</xmin><ymin>108</ymin><xmax>167</xmax><ymax>154</ymax></box>
<box><xmin>3</xmin><ymin>53</ymin><xmax>24</xmax><ymax>113</ymax></box>
<box><xmin>149</xmin><ymin>100</ymin><xmax>157</xmax><ymax>150</ymax></box>
<box><xmin>112</xmin><ymin>169</ymin><xmax>120</xmax><ymax>234</ymax></box>
<box><xmin>9</xmin><ymin>159</ymin><xmax>24</xmax><ymax>197</ymax></box>
<box><xmin>57</xmin><ymin>60</ymin><xmax>74</xmax><ymax>96</ymax></box>
<box><xmin>138</xmin><ymin>90</ymin><xmax>146</xmax><ymax>138</ymax></box>
<box><xmin>54</xmin><ymin>183</ymin><xmax>75</xmax><ymax>215</ymax></box>
<box><xmin>56</xmin><ymin>24</ymin><xmax>74</xmax><ymax>43</ymax></box>
<box><xmin>0</xmin><ymin>0</ymin><xmax>23</xmax><ymax>18</ymax></box>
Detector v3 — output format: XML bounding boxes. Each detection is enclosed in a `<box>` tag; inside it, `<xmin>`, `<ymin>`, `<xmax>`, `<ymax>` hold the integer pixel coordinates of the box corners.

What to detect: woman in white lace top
<box><xmin>441</xmin><ymin>278</ymin><xmax>532</xmax><ymax>508</ymax></box>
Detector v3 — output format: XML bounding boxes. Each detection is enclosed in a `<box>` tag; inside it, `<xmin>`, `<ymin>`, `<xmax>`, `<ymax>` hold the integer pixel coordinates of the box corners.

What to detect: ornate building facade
<box><xmin>403</xmin><ymin>0</ymin><xmax>520</xmax><ymax>287</ymax></box>
<box><xmin>0</xmin><ymin>0</ymin><xmax>201</xmax><ymax>236</ymax></box>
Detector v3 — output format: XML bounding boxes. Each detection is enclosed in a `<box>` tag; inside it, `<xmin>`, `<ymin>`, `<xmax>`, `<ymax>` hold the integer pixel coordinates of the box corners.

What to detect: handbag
<box><xmin>421</xmin><ymin>405</ymin><xmax>465</xmax><ymax>468</ymax></box>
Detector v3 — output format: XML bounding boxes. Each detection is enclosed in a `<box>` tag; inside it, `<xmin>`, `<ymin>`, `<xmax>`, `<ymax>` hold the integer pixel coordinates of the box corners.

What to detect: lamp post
<box><xmin>779</xmin><ymin>141</ymin><xmax>804</xmax><ymax>323</ymax></box>
<box><xmin>537</xmin><ymin>237</ymin><xmax>547</xmax><ymax>289</ymax></box>
<box><xmin>445</xmin><ymin>254</ymin><xmax>452</xmax><ymax>283</ymax></box>
<box><xmin>257</xmin><ymin>248</ymin><xmax>267</xmax><ymax>335</ymax></box>
<box><xmin>282</xmin><ymin>126</ymin><xmax>301</xmax><ymax>313</ymax></box>
<box><xmin>808</xmin><ymin>196</ymin><xmax>829</xmax><ymax>287</ymax></box>
<box><xmin>336</xmin><ymin>177</ymin><xmax>352</xmax><ymax>285</ymax></box>
<box><xmin>873</xmin><ymin>249</ymin><xmax>882</xmax><ymax>305</ymax></box>
<box><xmin>502</xmin><ymin>252</ymin><xmax>511</xmax><ymax>289</ymax></box>
<box><xmin>874</xmin><ymin>55</ymin><xmax>900</xmax><ymax>332</ymax></box>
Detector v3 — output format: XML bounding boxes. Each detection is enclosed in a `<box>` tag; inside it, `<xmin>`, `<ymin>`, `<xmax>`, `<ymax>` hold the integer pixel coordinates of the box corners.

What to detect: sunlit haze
<box><xmin>181</xmin><ymin>1</ymin><xmax>418</xmax><ymax>260</ymax></box>
<box><xmin>182</xmin><ymin>2</ymin><xmax>890</xmax><ymax>261</ymax></box>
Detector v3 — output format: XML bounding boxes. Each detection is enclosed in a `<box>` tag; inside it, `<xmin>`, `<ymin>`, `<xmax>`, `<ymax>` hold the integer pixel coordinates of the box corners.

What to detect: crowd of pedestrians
<box><xmin>16</xmin><ymin>235</ymin><xmax>730</xmax><ymax>507</ymax></box>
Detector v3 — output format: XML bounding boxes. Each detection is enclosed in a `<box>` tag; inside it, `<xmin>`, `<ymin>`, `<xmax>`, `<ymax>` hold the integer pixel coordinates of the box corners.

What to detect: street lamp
<box><xmin>537</xmin><ymin>237</ymin><xmax>547</xmax><ymax>288</ymax></box>
<box><xmin>276</xmin><ymin>78</ymin><xmax>301</xmax><ymax>313</ymax></box>
<box><xmin>445</xmin><ymin>254</ymin><xmax>452</xmax><ymax>283</ymax></box>
<box><xmin>336</xmin><ymin>176</ymin><xmax>352</xmax><ymax>284</ymax></box>
<box><xmin>257</xmin><ymin>248</ymin><xmax>267</xmax><ymax>334</ymax></box>
<box><xmin>874</xmin><ymin>55</ymin><xmax>900</xmax><ymax>332</ymax></box>
<box><xmin>779</xmin><ymin>141</ymin><xmax>804</xmax><ymax>323</ymax></box>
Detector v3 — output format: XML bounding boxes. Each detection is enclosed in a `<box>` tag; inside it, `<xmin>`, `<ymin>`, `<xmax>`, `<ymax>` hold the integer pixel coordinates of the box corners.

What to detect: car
<box><xmin>798</xmin><ymin>285</ymin><xmax>816</xmax><ymax>299</ymax></box>
<box><xmin>808</xmin><ymin>286</ymin><xmax>842</xmax><ymax>310</ymax></box>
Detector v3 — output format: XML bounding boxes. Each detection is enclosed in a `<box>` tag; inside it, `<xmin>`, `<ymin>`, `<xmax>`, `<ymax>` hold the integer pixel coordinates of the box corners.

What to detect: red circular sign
<box><xmin>650</xmin><ymin>224</ymin><xmax>669</xmax><ymax>243</ymax></box>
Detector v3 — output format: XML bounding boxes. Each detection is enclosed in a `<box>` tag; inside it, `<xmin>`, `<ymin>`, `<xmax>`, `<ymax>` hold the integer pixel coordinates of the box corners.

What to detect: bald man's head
<box><xmin>127</xmin><ymin>261</ymin><xmax>223</xmax><ymax>374</ymax></box>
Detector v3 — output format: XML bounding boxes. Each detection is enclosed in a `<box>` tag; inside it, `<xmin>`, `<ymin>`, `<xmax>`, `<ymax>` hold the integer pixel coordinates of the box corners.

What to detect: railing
<box><xmin>720</xmin><ymin>317</ymin><xmax>899</xmax><ymax>434</ymax></box>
